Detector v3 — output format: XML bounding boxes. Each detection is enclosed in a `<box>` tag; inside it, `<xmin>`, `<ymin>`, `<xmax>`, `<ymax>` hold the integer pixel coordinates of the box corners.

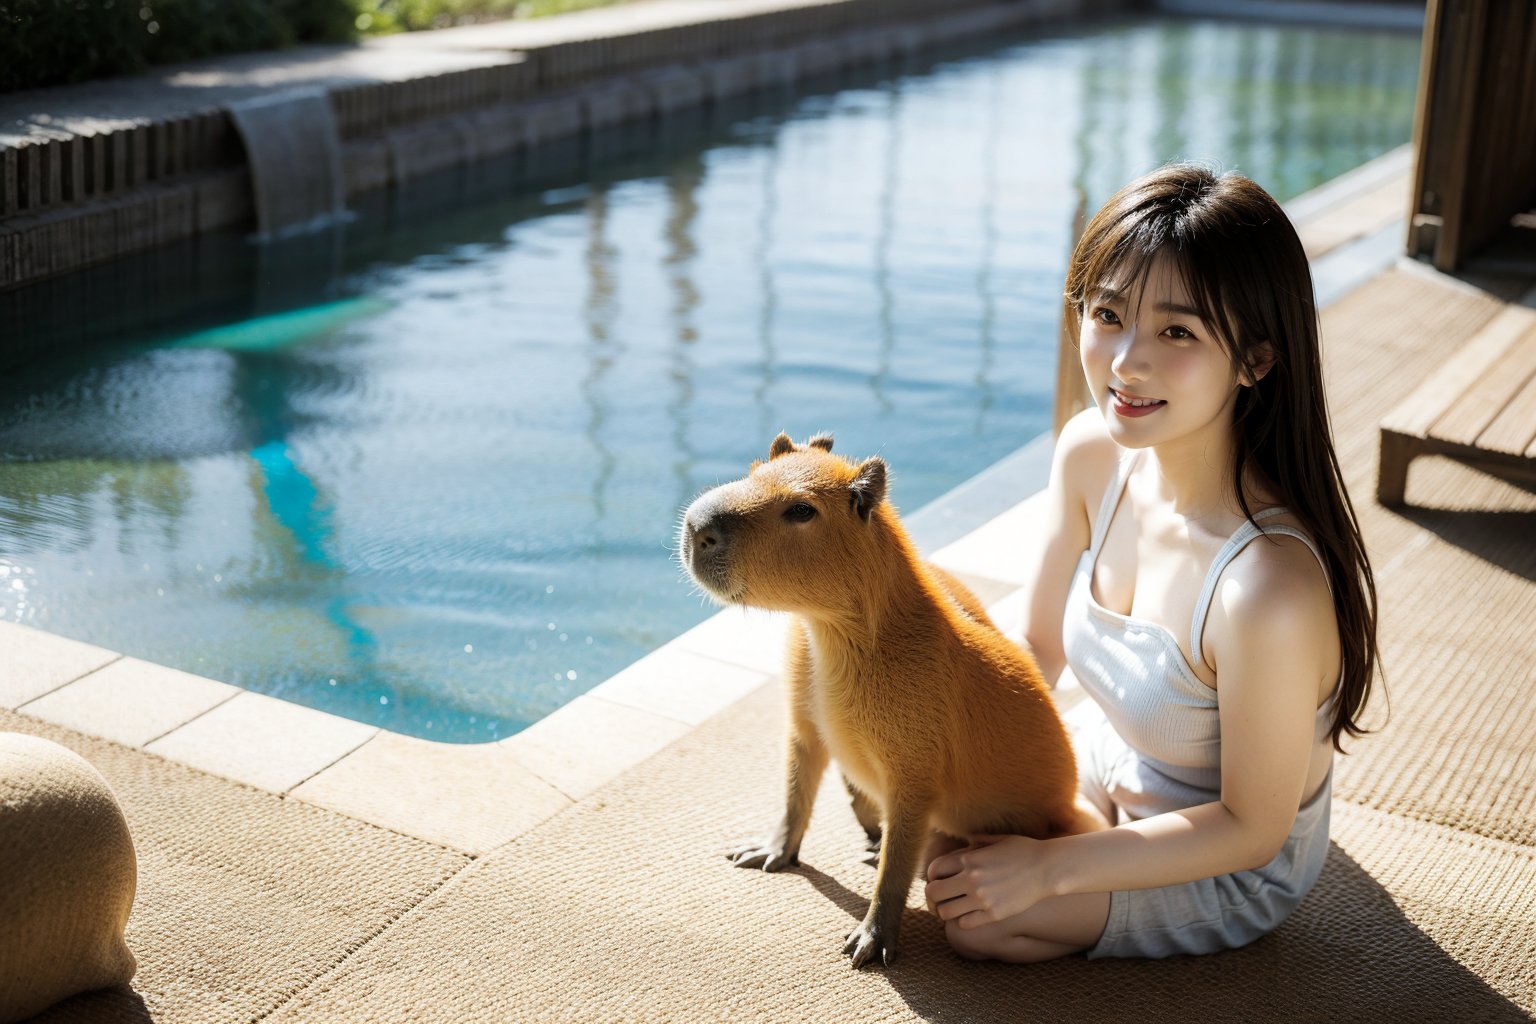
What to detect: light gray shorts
<box><xmin>1072</xmin><ymin>714</ymin><xmax>1333</xmax><ymax>960</ymax></box>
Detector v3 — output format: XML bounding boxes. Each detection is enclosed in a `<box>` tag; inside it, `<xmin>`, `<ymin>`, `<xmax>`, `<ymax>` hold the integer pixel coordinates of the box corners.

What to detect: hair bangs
<box><xmin>1071</xmin><ymin>212</ymin><xmax>1244</xmax><ymax>366</ymax></box>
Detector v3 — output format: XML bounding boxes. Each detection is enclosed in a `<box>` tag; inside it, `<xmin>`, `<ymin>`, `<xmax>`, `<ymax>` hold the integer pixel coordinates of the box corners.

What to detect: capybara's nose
<box><xmin>681</xmin><ymin>491</ymin><xmax>735</xmax><ymax>572</ymax></box>
<box><xmin>684</xmin><ymin>509</ymin><xmax>726</xmax><ymax>559</ymax></box>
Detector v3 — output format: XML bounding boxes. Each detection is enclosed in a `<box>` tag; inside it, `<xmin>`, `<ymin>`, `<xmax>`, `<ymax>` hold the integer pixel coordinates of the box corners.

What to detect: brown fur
<box><xmin>679</xmin><ymin>434</ymin><xmax>1081</xmax><ymax>968</ymax></box>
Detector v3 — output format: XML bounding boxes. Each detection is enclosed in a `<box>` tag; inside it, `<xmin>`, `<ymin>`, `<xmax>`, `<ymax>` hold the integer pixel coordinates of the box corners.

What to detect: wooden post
<box><xmin>1053</xmin><ymin>305</ymin><xmax>1090</xmax><ymax>437</ymax></box>
<box><xmin>1434</xmin><ymin>0</ymin><xmax>1484</xmax><ymax>271</ymax></box>
<box><xmin>1409</xmin><ymin>0</ymin><xmax>1536</xmax><ymax>271</ymax></box>
<box><xmin>1406</xmin><ymin>0</ymin><xmax>1444</xmax><ymax>261</ymax></box>
<box><xmin>1052</xmin><ymin>187</ymin><xmax>1092</xmax><ymax>436</ymax></box>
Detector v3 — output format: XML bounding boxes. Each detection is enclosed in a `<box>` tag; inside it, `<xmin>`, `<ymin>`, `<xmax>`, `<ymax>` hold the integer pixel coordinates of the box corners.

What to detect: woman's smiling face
<box><xmin>1078</xmin><ymin>251</ymin><xmax>1247</xmax><ymax>454</ymax></box>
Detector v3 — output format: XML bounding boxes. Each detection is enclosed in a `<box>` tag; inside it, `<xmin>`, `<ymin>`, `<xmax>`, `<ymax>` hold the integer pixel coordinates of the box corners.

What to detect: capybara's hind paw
<box><xmin>844</xmin><ymin>920</ymin><xmax>896</xmax><ymax>969</ymax></box>
<box><xmin>728</xmin><ymin>839</ymin><xmax>798</xmax><ymax>871</ymax></box>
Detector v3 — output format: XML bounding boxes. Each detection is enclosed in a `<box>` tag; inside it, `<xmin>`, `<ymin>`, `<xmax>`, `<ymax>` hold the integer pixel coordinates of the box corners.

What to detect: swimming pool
<box><xmin>0</xmin><ymin>16</ymin><xmax>1421</xmax><ymax>741</ymax></box>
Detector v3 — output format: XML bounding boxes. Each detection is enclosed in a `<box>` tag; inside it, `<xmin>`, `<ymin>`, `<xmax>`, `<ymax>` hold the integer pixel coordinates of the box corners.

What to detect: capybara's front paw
<box><xmin>728</xmin><ymin>838</ymin><xmax>798</xmax><ymax>872</ymax></box>
<box><xmin>844</xmin><ymin>918</ymin><xmax>897</xmax><ymax>969</ymax></box>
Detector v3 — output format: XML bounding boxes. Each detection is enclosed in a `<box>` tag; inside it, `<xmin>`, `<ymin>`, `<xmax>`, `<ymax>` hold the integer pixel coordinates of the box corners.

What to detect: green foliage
<box><xmin>0</xmin><ymin>0</ymin><xmax>629</xmax><ymax>93</ymax></box>
<box><xmin>275</xmin><ymin>0</ymin><xmax>357</xmax><ymax>44</ymax></box>
<box><xmin>1</xmin><ymin>0</ymin><xmax>145</xmax><ymax>91</ymax></box>
<box><xmin>348</xmin><ymin>0</ymin><xmax>520</xmax><ymax>35</ymax></box>
<box><xmin>0</xmin><ymin>0</ymin><xmax>356</xmax><ymax>90</ymax></box>
<box><xmin>514</xmin><ymin>0</ymin><xmax>626</xmax><ymax>18</ymax></box>
<box><xmin>347</xmin><ymin>0</ymin><xmax>624</xmax><ymax>35</ymax></box>
<box><xmin>139</xmin><ymin>0</ymin><xmax>289</xmax><ymax>65</ymax></box>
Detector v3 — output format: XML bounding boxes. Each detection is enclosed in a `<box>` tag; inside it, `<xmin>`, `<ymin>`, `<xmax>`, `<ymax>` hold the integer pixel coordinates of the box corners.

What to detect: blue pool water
<box><xmin>0</xmin><ymin>16</ymin><xmax>1422</xmax><ymax>741</ymax></box>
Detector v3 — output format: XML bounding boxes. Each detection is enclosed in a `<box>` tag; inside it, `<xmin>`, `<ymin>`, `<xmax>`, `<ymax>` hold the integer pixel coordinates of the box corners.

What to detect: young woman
<box><xmin>923</xmin><ymin>164</ymin><xmax>1380</xmax><ymax>961</ymax></box>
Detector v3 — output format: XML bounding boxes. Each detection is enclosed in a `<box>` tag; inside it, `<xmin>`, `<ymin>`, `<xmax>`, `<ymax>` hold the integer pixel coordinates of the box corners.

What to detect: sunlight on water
<box><xmin>0</xmin><ymin>17</ymin><xmax>1422</xmax><ymax>741</ymax></box>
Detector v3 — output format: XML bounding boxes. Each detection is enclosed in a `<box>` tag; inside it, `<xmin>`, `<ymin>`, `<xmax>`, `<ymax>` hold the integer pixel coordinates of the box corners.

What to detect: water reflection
<box><xmin>0</xmin><ymin>17</ymin><xmax>1422</xmax><ymax>741</ymax></box>
<box><xmin>664</xmin><ymin>154</ymin><xmax>704</xmax><ymax>510</ymax></box>
<box><xmin>582</xmin><ymin>182</ymin><xmax>619</xmax><ymax>525</ymax></box>
<box><xmin>871</xmin><ymin>81</ymin><xmax>901</xmax><ymax>415</ymax></box>
<box><xmin>970</xmin><ymin>61</ymin><xmax>1005</xmax><ymax>434</ymax></box>
<box><xmin>750</xmin><ymin>126</ymin><xmax>781</xmax><ymax>444</ymax></box>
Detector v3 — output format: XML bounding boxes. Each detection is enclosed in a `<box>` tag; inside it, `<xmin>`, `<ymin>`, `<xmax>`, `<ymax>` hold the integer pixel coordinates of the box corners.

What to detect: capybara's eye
<box><xmin>783</xmin><ymin>502</ymin><xmax>818</xmax><ymax>523</ymax></box>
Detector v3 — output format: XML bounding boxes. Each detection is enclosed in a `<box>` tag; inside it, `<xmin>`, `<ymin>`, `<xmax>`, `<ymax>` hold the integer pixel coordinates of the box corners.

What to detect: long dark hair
<box><xmin>1063</xmin><ymin>163</ymin><xmax>1380</xmax><ymax>752</ymax></box>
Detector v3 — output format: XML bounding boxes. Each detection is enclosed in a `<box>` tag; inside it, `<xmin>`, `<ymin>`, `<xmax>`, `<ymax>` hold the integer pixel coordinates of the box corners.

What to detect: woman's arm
<box><xmin>1018</xmin><ymin>409</ymin><xmax>1116</xmax><ymax>686</ymax></box>
<box><xmin>929</xmin><ymin>540</ymin><xmax>1338</xmax><ymax>926</ymax></box>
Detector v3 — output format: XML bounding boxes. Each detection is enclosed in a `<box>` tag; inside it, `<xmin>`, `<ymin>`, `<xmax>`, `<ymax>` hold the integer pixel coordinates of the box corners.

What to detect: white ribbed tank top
<box><xmin>1062</xmin><ymin>450</ymin><xmax>1337</xmax><ymax>819</ymax></box>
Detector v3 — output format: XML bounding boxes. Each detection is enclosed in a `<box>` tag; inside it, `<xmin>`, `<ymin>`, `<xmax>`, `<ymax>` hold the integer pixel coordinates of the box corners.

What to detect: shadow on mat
<box><xmin>802</xmin><ymin>844</ymin><xmax>1528</xmax><ymax>1022</ymax></box>
<box><xmin>24</xmin><ymin>986</ymin><xmax>153</xmax><ymax>1023</ymax></box>
<box><xmin>796</xmin><ymin>862</ymin><xmax>880</xmax><ymax>922</ymax></box>
<box><xmin>1391</xmin><ymin>504</ymin><xmax>1536</xmax><ymax>583</ymax></box>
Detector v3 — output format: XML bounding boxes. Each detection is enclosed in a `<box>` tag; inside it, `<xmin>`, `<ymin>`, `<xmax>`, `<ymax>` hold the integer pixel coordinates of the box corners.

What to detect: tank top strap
<box><xmin>1189</xmin><ymin>508</ymin><xmax>1330</xmax><ymax>671</ymax></box>
<box><xmin>1088</xmin><ymin>449</ymin><xmax>1142</xmax><ymax>556</ymax></box>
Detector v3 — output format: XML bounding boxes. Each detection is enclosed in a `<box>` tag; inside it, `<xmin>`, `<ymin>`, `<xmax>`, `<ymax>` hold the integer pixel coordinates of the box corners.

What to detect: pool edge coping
<box><xmin>0</xmin><ymin>143</ymin><xmax>1415</xmax><ymax>856</ymax></box>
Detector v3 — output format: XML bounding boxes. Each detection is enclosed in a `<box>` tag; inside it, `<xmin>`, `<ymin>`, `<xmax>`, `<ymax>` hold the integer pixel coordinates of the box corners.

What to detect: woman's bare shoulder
<box><xmin>1222</xmin><ymin>534</ymin><xmax>1335</xmax><ymax>626</ymax></box>
<box><xmin>1208</xmin><ymin>533</ymin><xmax>1338</xmax><ymax>689</ymax></box>
<box><xmin>1052</xmin><ymin>408</ymin><xmax>1121</xmax><ymax>517</ymax></box>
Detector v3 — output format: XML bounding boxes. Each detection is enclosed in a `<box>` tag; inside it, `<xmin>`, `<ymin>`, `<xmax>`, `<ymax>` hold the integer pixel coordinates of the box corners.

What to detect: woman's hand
<box><xmin>923</xmin><ymin>834</ymin><xmax>1053</xmax><ymax>929</ymax></box>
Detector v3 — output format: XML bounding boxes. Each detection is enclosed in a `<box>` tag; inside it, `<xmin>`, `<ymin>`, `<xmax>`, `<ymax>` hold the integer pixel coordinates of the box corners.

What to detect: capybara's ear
<box><xmin>769</xmin><ymin>433</ymin><xmax>797</xmax><ymax>459</ymax></box>
<box><xmin>807</xmin><ymin>434</ymin><xmax>834</xmax><ymax>453</ymax></box>
<box><xmin>850</xmin><ymin>458</ymin><xmax>887</xmax><ymax>520</ymax></box>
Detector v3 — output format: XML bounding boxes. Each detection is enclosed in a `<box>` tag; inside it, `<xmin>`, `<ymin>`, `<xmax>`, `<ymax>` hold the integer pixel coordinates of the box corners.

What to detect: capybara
<box><xmin>678</xmin><ymin>433</ymin><xmax>1082</xmax><ymax>968</ymax></box>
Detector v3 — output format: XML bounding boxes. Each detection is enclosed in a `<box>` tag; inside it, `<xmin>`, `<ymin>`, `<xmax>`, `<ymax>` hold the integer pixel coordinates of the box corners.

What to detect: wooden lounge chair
<box><xmin>1378</xmin><ymin>300</ymin><xmax>1536</xmax><ymax>505</ymax></box>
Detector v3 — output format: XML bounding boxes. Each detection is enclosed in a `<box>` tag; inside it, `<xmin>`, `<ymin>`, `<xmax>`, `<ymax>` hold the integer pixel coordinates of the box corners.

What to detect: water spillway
<box><xmin>224</xmin><ymin>89</ymin><xmax>348</xmax><ymax>239</ymax></box>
